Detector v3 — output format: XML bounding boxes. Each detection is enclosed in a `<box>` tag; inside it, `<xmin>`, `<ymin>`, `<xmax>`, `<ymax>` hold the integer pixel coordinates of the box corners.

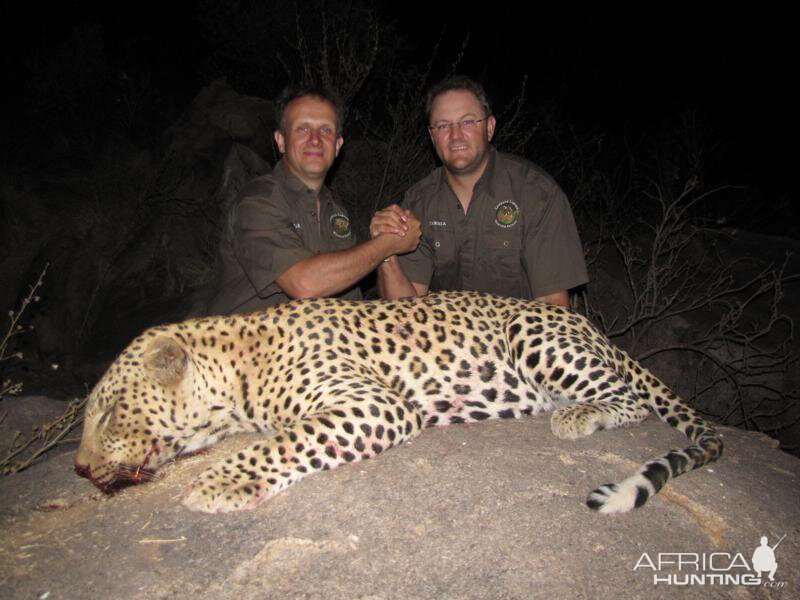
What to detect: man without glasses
<box><xmin>208</xmin><ymin>85</ymin><xmax>421</xmax><ymax>314</ymax></box>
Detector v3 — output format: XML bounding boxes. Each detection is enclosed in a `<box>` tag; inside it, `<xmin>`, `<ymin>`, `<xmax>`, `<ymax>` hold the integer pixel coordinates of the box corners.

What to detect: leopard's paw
<box><xmin>182</xmin><ymin>466</ymin><xmax>267</xmax><ymax>513</ymax></box>
<box><xmin>550</xmin><ymin>404</ymin><xmax>603</xmax><ymax>440</ymax></box>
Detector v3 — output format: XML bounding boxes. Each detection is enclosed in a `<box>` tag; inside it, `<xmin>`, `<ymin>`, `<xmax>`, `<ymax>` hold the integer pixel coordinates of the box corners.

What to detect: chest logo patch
<box><xmin>494</xmin><ymin>200</ymin><xmax>520</xmax><ymax>228</ymax></box>
<box><xmin>330</xmin><ymin>213</ymin><xmax>352</xmax><ymax>238</ymax></box>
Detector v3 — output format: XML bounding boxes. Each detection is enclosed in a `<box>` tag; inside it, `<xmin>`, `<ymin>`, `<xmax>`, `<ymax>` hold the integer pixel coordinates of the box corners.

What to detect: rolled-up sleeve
<box><xmin>397</xmin><ymin>192</ymin><xmax>435</xmax><ymax>287</ymax></box>
<box><xmin>231</xmin><ymin>192</ymin><xmax>314</xmax><ymax>297</ymax></box>
<box><xmin>523</xmin><ymin>179</ymin><xmax>588</xmax><ymax>297</ymax></box>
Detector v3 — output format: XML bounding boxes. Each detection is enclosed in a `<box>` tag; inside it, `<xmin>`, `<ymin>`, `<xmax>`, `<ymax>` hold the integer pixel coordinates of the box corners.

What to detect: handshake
<box><xmin>369</xmin><ymin>204</ymin><xmax>422</xmax><ymax>257</ymax></box>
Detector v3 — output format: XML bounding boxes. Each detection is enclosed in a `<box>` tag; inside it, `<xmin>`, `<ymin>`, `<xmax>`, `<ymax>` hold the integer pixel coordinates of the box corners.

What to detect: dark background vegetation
<box><xmin>1</xmin><ymin>1</ymin><xmax>798</xmax><ymax>459</ymax></box>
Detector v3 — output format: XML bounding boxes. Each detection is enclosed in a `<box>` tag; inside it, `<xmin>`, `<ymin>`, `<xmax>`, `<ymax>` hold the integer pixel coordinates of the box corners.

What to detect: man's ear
<box><xmin>274</xmin><ymin>130</ymin><xmax>286</xmax><ymax>154</ymax></box>
<box><xmin>335</xmin><ymin>136</ymin><xmax>344</xmax><ymax>157</ymax></box>
<box><xmin>486</xmin><ymin>116</ymin><xmax>497</xmax><ymax>142</ymax></box>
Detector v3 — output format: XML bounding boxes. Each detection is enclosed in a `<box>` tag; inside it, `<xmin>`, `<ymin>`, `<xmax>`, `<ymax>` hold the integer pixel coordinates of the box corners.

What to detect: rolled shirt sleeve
<box><xmin>397</xmin><ymin>192</ymin><xmax>435</xmax><ymax>287</ymax></box>
<box><xmin>522</xmin><ymin>179</ymin><xmax>588</xmax><ymax>298</ymax></box>
<box><xmin>231</xmin><ymin>191</ymin><xmax>313</xmax><ymax>295</ymax></box>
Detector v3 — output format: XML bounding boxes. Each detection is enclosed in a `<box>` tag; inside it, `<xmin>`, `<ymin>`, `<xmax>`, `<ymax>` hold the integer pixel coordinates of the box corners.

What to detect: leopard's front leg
<box><xmin>183</xmin><ymin>392</ymin><xmax>422</xmax><ymax>513</ymax></box>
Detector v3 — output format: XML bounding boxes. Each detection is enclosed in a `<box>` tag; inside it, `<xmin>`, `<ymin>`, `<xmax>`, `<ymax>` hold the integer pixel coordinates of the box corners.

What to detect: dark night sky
<box><xmin>3</xmin><ymin>2</ymin><xmax>796</xmax><ymax>230</ymax></box>
<box><xmin>386</xmin><ymin>8</ymin><xmax>797</xmax><ymax>210</ymax></box>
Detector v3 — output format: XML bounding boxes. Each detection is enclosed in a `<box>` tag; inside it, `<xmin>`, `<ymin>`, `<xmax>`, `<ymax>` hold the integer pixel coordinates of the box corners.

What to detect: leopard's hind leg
<box><xmin>549</xmin><ymin>374</ymin><xmax>651</xmax><ymax>440</ymax></box>
<box><xmin>506</xmin><ymin>309</ymin><xmax>722</xmax><ymax>513</ymax></box>
<box><xmin>504</xmin><ymin>313</ymin><xmax>650</xmax><ymax>439</ymax></box>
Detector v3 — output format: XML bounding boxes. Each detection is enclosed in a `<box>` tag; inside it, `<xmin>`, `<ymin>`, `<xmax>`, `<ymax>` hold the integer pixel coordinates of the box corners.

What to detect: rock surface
<box><xmin>1</xmin><ymin>415</ymin><xmax>797</xmax><ymax>599</ymax></box>
<box><xmin>0</xmin><ymin>396</ymin><xmax>67</xmax><ymax>460</ymax></box>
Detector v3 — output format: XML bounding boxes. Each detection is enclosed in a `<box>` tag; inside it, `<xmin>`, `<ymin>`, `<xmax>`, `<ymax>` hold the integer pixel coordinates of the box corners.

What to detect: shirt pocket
<box><xmin>431</xmin><ymin>230</ymin><xmax>457</xmax><ymax>266</ymax></box>
<box><xmin>428</xmin><ymin>229</ymin><xmax>459</xmax><ymax>290</ymax></box>
<box><xmin>481</xmin><ymin>233</ymin><xmax>524</xmax><ymax>297</ymax></box>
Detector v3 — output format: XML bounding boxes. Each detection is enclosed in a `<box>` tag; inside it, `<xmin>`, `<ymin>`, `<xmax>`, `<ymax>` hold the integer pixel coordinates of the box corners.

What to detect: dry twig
<box><xmin>1</xmin><ymin>396</ymin><xmax>87</xmax><ymax>476</ymax></box>
<box><xmin>1</xmin><ymin>265</ymin><xmax>48</xmax><ymax>398</ymax></box>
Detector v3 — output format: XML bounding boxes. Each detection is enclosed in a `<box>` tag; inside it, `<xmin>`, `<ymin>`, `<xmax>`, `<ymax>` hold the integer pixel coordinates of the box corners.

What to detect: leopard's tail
<box><xmin>586</xmin><ymin>361</ymin><xmax>723</xmax><ymax>514</ymax></box>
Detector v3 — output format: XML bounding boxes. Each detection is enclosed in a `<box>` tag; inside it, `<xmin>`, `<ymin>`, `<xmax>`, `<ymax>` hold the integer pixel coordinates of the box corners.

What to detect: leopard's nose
<box><xmin>74</xmin><ymin>461</ymin><xmax>92</xmax><ymax>479</ymax></box>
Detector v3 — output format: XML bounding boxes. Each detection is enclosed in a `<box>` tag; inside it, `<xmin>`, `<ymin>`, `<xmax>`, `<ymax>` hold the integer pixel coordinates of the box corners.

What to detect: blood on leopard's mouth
<box><xmin>112</xmin><ymin>465</ymin><xmax>157</xmax><ymax>489</ymax></box>
<box><xmin>75</xmin><ymin>459</ymin><xmax>158</xmax><ymax>493</ymax></box>
<box><xmin>95</xmin><ymin>466</ymin><xmax>157</xmax><ymax>494</ymax></box>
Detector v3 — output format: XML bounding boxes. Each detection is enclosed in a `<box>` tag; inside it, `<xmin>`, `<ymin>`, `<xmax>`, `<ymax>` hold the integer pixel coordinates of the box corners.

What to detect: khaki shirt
<box><xmin>399</xmin><ymin>148</ymin><xmax>588</xmax><ymax>299</ymax></box>
<box><xmin>207</xmin><ymin>159</ymin><xmax>361</xmax><ymax>315</ymax></box>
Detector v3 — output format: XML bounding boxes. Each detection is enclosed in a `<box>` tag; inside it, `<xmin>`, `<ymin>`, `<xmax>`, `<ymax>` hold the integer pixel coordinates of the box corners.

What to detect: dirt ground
<box><xmin>1</xmin><ymin>412</ymin><xmax>798</xmax><ymax>599</ymax></box>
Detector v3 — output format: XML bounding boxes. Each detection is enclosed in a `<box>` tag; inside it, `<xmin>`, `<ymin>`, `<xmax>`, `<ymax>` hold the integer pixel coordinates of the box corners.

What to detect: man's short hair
<box><xmin>425</xmin><ymin>76</ymin><xmax>493</xmax><ymax>124</ymax></box>
<box><xmin>275</xmin><ymin>84</ymin><xmax>344</xmax><ymax>134</ymax></box>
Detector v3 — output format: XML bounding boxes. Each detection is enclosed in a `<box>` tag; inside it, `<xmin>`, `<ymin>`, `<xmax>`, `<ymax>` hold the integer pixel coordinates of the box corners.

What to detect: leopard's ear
<box><xmin>144</xmin><ymin>337</ymin><xmax>187</xmax><ymax>385</ymax></box>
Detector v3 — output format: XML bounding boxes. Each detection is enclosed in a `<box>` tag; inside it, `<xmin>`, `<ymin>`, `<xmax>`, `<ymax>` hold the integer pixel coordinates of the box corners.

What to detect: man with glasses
<box><xmin>207</xmin><ymin>85</ymin><xmax>421</xmax><ymax>315</ymax></box>
<box><xmin>372</xmin><ymin>76</ymin><xmax>587</xmax><ymax>307</ymax></box>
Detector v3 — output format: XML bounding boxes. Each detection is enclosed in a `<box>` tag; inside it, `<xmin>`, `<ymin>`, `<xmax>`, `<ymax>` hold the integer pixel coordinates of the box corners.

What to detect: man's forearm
<box><xmin>536</xmin><ymin>290</ymin><xmax>570</xmax><ymax>307</ymax></box>
<box><xmin>277</xmin><ymin>237</ymin><xmax>395</xmax><ymax>299</ymax></box>
<box><xmin>377</xmin><ymin>256</ymin><xmax>420</xmax><ymax>299</ymax></box>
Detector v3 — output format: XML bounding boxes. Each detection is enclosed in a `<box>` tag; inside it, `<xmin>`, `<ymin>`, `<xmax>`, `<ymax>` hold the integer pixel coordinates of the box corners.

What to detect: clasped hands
<box><xmin>369</xmin><ymin>204</ymin><xmax>421</xmax><ymax>257</ymax></box>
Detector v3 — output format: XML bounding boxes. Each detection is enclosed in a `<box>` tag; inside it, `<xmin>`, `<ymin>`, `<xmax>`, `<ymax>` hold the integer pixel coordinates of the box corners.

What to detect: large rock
<box><xmin>0</xmin><ymin>80</ymin><xmax>275</xmax><ymax>388</ymax></box>
<box><xmin>1</xmin><ymin>414</ymin><xmax>797</xmax><ymax>598</ymax></box>
<box><xmin>163</xmin><ymin>78</ymin><xmax>273</xmax><ymax>207</ymax></box>
<box><xmin>0</xmin><ymin>396</ymin><xmax>67</xmax><ymax>464</ymax></box>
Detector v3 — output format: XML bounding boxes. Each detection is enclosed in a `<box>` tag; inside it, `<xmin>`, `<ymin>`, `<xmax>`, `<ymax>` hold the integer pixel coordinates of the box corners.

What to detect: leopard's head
<box><xmin>75</xmin><ymin>333</ymin><xmax>211</xmax><ymax>492</ymax></box>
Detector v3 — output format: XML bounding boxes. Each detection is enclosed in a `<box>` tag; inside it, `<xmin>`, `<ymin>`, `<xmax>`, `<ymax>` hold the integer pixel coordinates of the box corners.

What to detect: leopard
<box><xmin>74</xmin><ymin>291</ymin><xmax>722</xmax><ymax>514</ymax></box>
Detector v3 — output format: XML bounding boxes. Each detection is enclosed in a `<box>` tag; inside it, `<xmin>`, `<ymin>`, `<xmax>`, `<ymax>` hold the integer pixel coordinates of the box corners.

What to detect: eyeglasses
<box><xmin>429</xmin><ymin>118</ymin><xmax>489</xmax><ymax>134</ymax></box>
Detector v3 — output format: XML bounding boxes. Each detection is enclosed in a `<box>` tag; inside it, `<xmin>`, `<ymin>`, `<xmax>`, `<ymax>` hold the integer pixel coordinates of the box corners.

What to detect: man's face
<box><xmin>429</xmin><ymin>89</ymin><xmax>496</xmax><ymax>177</ymax></box>
<box><xmin>274</xmin><ymin>95</ymin><xmax>343</xmax><ymax>188</ymax></box>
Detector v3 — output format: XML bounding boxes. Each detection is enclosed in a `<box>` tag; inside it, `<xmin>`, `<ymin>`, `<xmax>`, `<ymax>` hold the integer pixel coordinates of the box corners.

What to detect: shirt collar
<box><xmin>273</xmin><ymin>159</ymin><xmax>333</xmax><ymax>206</ymax></box>
<box><xmin>473</xmin><ymin>146</ymin><xmax>497</xmax><ymax>194</ymax></box>
<box><xmin>434</xmin><ymin>145</ymin><xmax>498</xmax><ymax>196</ymax></box>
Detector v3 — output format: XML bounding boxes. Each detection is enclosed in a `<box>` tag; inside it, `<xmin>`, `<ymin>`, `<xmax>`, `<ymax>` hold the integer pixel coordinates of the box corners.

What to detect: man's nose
<box><xmin>449</xmin><ymin>125</ymin><xmax>465</xmax><ymax>141</ymax></box>
<box><xmin>450</xmin><ymin>121</ymin><xmax>471</xmax><ymax>136</ymax></box>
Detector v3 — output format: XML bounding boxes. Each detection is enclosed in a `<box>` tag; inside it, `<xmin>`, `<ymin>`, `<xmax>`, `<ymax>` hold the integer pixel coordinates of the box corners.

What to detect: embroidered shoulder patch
<box><xmin>494</xmin><ymin>200</ymin><xmax>520</xmax><ymax>228</ymax></box>
<box><xmin>330</xmin><ymin>213</ymin><xmax>352</xmax><ymax>238</ymax></box>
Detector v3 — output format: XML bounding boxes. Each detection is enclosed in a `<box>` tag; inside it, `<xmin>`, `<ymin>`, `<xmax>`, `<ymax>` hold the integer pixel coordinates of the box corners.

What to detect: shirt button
<box><xmin>503</xmin><ymin>240</ymin><xmax>509</xmax><ymax>247</ymax></box>
<box><xmin>434</xmin><ymin>241</ymin><xmax>441</xmax><ymax>248</ymax></box>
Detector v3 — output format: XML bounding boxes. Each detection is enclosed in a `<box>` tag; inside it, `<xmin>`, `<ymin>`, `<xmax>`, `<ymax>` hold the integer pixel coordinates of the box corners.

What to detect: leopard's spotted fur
<box><xmin>75</xmin><ymin>291</ymin><xmax>722</xmax><ymax>513</ymax></box>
